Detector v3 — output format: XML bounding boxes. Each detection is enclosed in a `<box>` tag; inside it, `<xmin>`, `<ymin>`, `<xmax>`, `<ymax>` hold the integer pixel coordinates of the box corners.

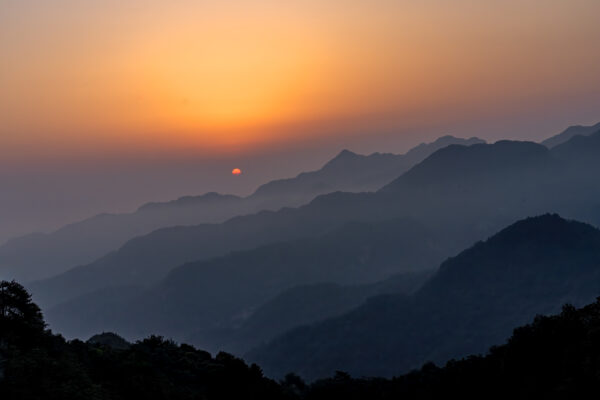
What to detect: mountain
<box><xmin>301</xmin><ymin>298</ymin><xmax>600</xmax><ymax>399</ymax></box>
<box><xmin>248</xmin><ymin>214</ymin><xmax>600</xmax><ymax>380</ymax></box>
<box><xmin>381</xmin><ymin>140</ymin><xmax>551</xmax><ymax>191</ymax></box>
<box><xmin>86</xmin><ymin>332</ymin><xmax>131</xmax><ymax>350</ymax></box>
<box><xmin>43</xmin><ymin>219</ymin><xmax>443</xmax><ymax>344</ymax></box>
<box><xmin>6</xmin><ymin>278</ymin><xmax>600</xmax><ymax>398</ymax></box>
<box><xmin>401</xmin><ymin>134</ymin><xmax>485</xmax><ymax>165</ymax></box>
<box><xmin>551</xmin><ymin>128</ymin><xmax>600</xmax><ymax>163</ymax></box>
<box><xmin>253</xmin><ymin>136</ymin><xmax>484</xmax><ymax>197</ymax></box>
<box><xmin>0</xmin><ymin>192</ymin><xmax>244</xmax><ymax>283</ymax></box>
<box><xmin>541</xmin><ymin>121</ymin><xmax>600</xmax><ymax>148</ymax></box>
<box><xmin>0</xmin><ymin>281</ymin><xmax>285</xmax><ymax>399</ymax></box>
<box><xmin>547</xmin><ymin>130</ymin><xmax>600</xmax><ymax>222</ymax></box>
<box><xmin>0</xmin><ymin>136</ymin><xmax>484</xmax><ymax>283</ymax></box>
<box><xmin>31</xmin><ymin>136</ymin><xmax>600</xmax><ymax>313</ymax></box>
<box><xmin>186</xmin><ymin>270</ymin><xmax>432</xmax><ymax>355</ymax></box>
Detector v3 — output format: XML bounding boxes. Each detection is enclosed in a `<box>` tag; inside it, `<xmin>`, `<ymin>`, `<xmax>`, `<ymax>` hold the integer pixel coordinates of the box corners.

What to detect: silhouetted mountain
<box><xmin>31</xmin><ymin>140</ymin><xmax>561</xmax><ymax>310</ymax></box>
<box><xmin>30</xmin><ymin>133</ymin><xmax>600</xmax><ymax>354</ymax></box>
<box><xmin>0</xmin><ymin>280</ymin><xmax>285</xmax><ymax>399</ymax></box>
<box><xmin>541</xmin><ymin>121</ymin><xmax>600</xmax><ymax>148</ymax></box>
<box><xmin>187</xmin><ymin>270</ymin><xmax>432</xmax><ymax>355</ymax></box>
<box><xmin>87</xmin><ymin>332</ymin><xmax>131</xmax><ymax>350</ymax></box>
<box><xmin>546</xmin><ymin>130</ymin><xmax>600</xmax><ymax>222</ymax></box>
<box><xmin>0</xmin><ymin>136</ymin><xmax>483</xmax><ymax>283</ymax></box>
<box><xmin>302</xmin><ymin>299</ymin><xmax>600</xmax><ymax>399</ymax></box>
<box><xmin>401</xmin><ymin>135</ymin><xmax>485</xmax><ymax>165</ymax></box>
<box><xmin>6</xmin><ymin>279</ymin><xmax>600</xmax><ymax>398</ymax></box>
<box><xmin>137</xmin><ymin>192</ymin><xmax>241</xmax><ymax>211</ymax></box>
<box><xmin>248</xmin><ymin>215</ymin><xmax>600</xmax><ymax>380</ymax></box>
<box><xmin>0</xmin><ymin>192</ymin><xmax>243</xmax><ymax>283</ymax></box>
<box><xmin>253</xmin><ymin>136</ymin><xmax>484</xmax><ymax>197</ymax></box>
<box><xmin>44</xmin><ymin>220</ymin><xmax>444</xmax><ymax>344</ymax></box>
<box><xmin>381</xmin><ymin>140</ymin><xmax>550</xmax><ymax>190</ymax></box>
<box><xmin>551</xmin><ymin>128</ymin><xmax>600</xmax><ymax>164</ymax></box>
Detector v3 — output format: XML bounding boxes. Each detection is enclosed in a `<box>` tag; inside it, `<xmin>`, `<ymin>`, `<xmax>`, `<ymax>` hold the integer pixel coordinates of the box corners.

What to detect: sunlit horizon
<box><xmin>2</xmin><ymin>0</ymin><xmax>600</xmax><ymax>243</ymax></box>
<box><xmin>2</xmin><ymin>0</ymin><xmax>600</xmax><ymax>162</ymax></box>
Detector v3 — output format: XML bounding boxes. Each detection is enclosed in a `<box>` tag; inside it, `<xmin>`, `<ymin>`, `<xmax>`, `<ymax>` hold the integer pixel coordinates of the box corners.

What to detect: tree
<box><xmin>0</xmin><ymin>280</ymin><xmax>45</xmax><ymax>344</ymax></box>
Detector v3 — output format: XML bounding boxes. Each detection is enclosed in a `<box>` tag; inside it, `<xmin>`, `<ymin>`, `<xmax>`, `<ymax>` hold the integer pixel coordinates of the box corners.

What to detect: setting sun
<box><xmin>232</xmin><ymin>168</ymin><xmax>242</xmax><ymax>176</ymax></box>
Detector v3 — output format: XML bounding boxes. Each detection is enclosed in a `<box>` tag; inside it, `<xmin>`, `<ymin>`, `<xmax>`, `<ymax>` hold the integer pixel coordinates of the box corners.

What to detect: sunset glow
<box><xmin>2</xmin><ymin>2</ymin><xmax>600</xmax><ymax>391</ymax></box>
<box><xmin>2</xmin><ymin>0</ymin><xmax>600</xmax><ymax>162</ymax></box>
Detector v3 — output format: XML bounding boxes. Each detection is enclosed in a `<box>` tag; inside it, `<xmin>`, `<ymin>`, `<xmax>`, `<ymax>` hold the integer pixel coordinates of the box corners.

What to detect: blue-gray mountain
<box><xmin>0</xmin><ymin>135</ymin><xmax>484</xmax><ymax>283</ymax></box>
<box><xmin>541</xmin><ymin>121</ymin><xmax>600</xmax><ymax>148</ymax></box>
<box><xmin>35</xmin><ymin>130</ymin><xmax>600</xmax><ymax>355</ymax></box>
<box><xmin>30</xmin><ymin>131</ymin><xmax>600</xmax><ymax>309</ymax></box>
<box><xmin>44</xmin><ymin>219</ymin><xmax>440</xmax><ymax>345</ymax></box>
<box><xmin>248</xmin><ymin>214</ymin><xmax>600</xmax><ymax>380</ymax></box>
<box><xmin>187</xmin><ymin>270</ymin><xmax>432</xmax><ymax>355</ymax></box>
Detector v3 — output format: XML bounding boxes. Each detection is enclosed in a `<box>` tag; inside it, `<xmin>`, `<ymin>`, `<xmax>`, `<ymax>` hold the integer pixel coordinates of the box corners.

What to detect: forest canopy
<box><xmin>2</xmin><ymin>280</ymin><xmax>600</xmax><ymax>399</ymax></box>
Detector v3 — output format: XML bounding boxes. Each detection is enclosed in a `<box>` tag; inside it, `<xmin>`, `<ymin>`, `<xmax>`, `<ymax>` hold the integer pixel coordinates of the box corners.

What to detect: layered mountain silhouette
<box><xmin>254</xmin><ymin>135</ymin><xmax>484</xmax><ymax>197</ymax></box>
<box><xmin>248</xmin><ymin>214</ymin><xmax>600</xmax><ymax>380</ymax></box>
<box><xmin>0</xmin><ymin>136</ymin><xmax>483</xmax><ymax>283</ymax></box>
<box><xmin>6</xmin><ymin>277</ymin><xmax>600</xmax><ymax>398</ymax></box>
<box><xmin>541</xmin><ymin>121</ymin><xmax>600</xmax><ymax>148</ymax></box>
<box><xmin>44</xmin><ymin>219</ymin><xmax>442</xmax><ymax>344</ymax></box>
<box><xmin>30</xmin><ymin>132</ymin><xmax>600</xmax><ymax>319</ymax></box>
<box><xmin>295</xmin><ymin>298</ymin><xmax>600</xmax><ymax>398</ymax></box>
<box><xmin>5</xmin><ymin>122</ymin><xmax>600</xmax><ymax>397</ymax></box>
<box><xmin>552</xmin><ymin>127</ymin><xmax>600</xmax><ymax>163</ymax></box>
<box><xmin>186</xmin><ymin>270</ymin><xmax>432</xmax><ymax>355</ymax></box>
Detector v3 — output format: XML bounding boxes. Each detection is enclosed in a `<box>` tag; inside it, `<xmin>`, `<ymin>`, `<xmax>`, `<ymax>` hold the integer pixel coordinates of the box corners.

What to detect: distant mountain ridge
<box><xmin>186</xmin><ymin>270</ymin><xmax>432</xmax><ymax>355</ymax></box>
<box><xmin>137</xmin><ymin>192</ymin><xmax>242</xmax><ymax>211</ymax></box>
<box><xmin>0</xmin><ymin>135</ymin><xmax>484</xmax><ymax>283</ymax></box>
<box><xmin>380</xmin><ymin>140</ymin><xmax>551</xmax><ymax>191</ymax></box>
<box><xmin>248</xmin><ymin>214</ymin><xmax>600</xmax><ymax>380</ymax></box>
<box><xmin>43</xmin><ymin>219</ymin><xmax>445</xmax><ymax>342</ymax></box>
<box><xmin>17</xmin><ymin>131</ymin><xmax>600</xmax><ymax>387</ymax></box>
<box><xmin>552</xmin><ymin>127</ymin><xmax>600</xmax><ymax>162</ymax></box>
<box><xmin>32</xmin><ymin>132</ymin><xmax>600</xmax><ymax>351</ymax></box>
<box><xmin>30</xmin><ymin>133</ymin><xmax>600</xmax><ymax>317</ymax></box>
<box><xmin>254</xmin><ymin>136</ymin><xmax>484</xmax><ymax>197</ymax></box>
<box><xmin>541</xmin><ymin>121</ymin><xmax>600</xmax><ymax>148</ymax></box>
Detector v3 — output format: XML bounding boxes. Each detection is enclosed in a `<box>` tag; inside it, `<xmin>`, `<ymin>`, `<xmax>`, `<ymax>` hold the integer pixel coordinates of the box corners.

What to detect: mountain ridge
<box><xmin>248</xmin><ymin>214</ymin><xmax>600</xmax><ymax>380</ymax></box>
<box><xmin>43</xmin><ymin>219</ymin><xmax>445</xmax><ymax>343</ymax></box>
<box><xmin>541</xmin><ymin>121</ymin><xmax>600</xmax><ymax>148</ymax></box>
<box><xmin>0</xmin><ymin>135</ymin><xmax>484</xmax><ymax>283</ymax></box>
<box><xmin>30</xmin><ymin>134</ymin><xmax>600</xmax><ymax>312</ymax></box>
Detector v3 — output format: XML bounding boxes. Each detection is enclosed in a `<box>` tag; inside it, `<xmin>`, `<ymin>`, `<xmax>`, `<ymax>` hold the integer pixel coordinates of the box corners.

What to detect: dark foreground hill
<box><xmin>249</xmin><ymin>214</ymin><xmax>600</xmax><ymax>379</ymax></box>
<box><xmin>303</xmin><ymin>299</ymin><xmax>600</xmax><ymax>399</ymax></box>
<box><xmin>5</xmin><ymin>279</ymin><xmax>600</xmax><ymax>399</ymax></box>
<box><xmin>0</xmin><ymin>281</ymin><xmax>286</xmax><ymax>400</ymax></box>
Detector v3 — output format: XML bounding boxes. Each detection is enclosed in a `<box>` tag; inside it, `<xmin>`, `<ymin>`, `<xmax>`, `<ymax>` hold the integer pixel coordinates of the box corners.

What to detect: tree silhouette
<box><xmin>0</xmin><ymin>280</ymin><xmax>45</xmax><ymax>345</ymax></box>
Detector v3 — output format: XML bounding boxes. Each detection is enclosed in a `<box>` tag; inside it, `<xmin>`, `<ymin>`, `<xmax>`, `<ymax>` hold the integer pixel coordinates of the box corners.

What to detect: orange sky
<box><xmin>2</xmin><ymin>0</ymin><xmax>600</xmax><ymax>162</ymax></box>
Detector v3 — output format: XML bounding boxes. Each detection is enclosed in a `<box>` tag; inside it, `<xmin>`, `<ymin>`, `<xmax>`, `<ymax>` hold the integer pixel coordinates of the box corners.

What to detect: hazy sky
<box><xmin>1</xmin><ymin>0</ymin><xmax>600</xmax><ymax>242</ymax></box>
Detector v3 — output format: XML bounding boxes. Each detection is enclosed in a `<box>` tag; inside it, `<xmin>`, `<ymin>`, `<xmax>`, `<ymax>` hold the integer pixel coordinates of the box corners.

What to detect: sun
<box><xmin>231</xmin><ymin>168</ymin><xmax>242</xmax><ymax>175</ymax></box>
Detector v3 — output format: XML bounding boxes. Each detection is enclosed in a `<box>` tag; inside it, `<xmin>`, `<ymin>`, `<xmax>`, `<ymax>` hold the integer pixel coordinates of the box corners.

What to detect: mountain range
<box><xmin>6</xmin><ymin>274</ymin><xmax>600</xmax><ymax>398</ymax></box>
<box><xmin>44</xmin><ymin>219</ymin><xmax>441</xmax><ymax>344</ymax></box>
<box><xmin>248</xmin><ymin>214</ymin><xmax>600</xmax><ymax>379</ymax></box>
<box><xmin>3</xmin><ymin>121</ymin><xmax>600</xmax><ymax>385</ymax></box>
<box><xmin>541</xmin><ymin>121</ymin><xmax>600</xmax><ymax>148</ymax></box>
<box><xmin>0</xmin><ymin>135</ymin><xmax>483</xmax><ymax>283</ymax></box>
<box><xmin>34</xmin><ymin>129</ymin><xmax>600</xmax><ymax>356</ymax></box>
